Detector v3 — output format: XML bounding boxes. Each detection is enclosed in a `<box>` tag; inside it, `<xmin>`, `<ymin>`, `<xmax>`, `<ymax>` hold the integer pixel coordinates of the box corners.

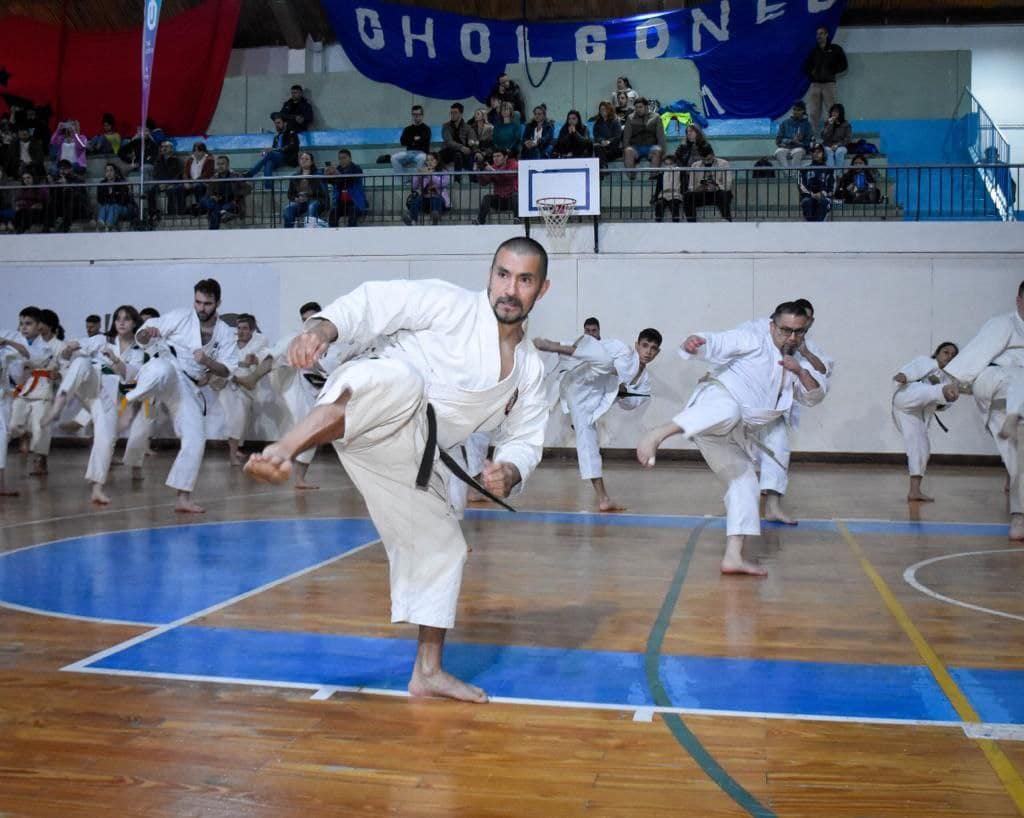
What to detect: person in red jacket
<box><xmin>474</xmin><ymin>149</ymin><xmax>518</xmax><ymax>225</ymax></box>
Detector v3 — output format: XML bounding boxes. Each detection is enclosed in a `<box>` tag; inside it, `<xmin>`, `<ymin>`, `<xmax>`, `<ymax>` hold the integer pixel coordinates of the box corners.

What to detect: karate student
<box><xmin>246</xmin><ymin>237</ymin><xmax>552</xmax><ymax>703</ymax></box>
<box><xmin>125</xmin><ymin>279</ymin><xmax>238</xmax><ymax>513</ymax></box>
<box><xmin>117</xmin><ymin>307</ymin><xmax>160</xmax><ymax>471</ymax></box>
<box><xmin>40</xmin><ymin>307</ymin><xmax>145</xmax><ymax>504</ymax></box>
<box><xmin>0</xmin><ymin>329</ymin><xmax>30</xmax><ymax>496</ymax></box>
<box><xmin>9</xmin><ymin>307</ymin><xmax>59</xmax><ymax>476</ymax></box>
<box><xmin>214</xmin><ymin>313</ymin><xmax>267</xmax><ymax>466</ymax></box>
<box><xmin>892</xmin><ymin>341</ymin><xmax>959</xmax><ymax>503</ymax></box>
<box><xmin>534</xmin><ymin>326</ymin><xmax>662</xmax><ymax>511</ymax></box>
<box><xmin>637</xmin><ymin>302</ymin><xmax>825</xmax><ymax>575</ymax></box>
<box><xmin>940</xmin><ymin>281</ymin><xmax>1024</xmax><ymax>538</ymax></box>
<box><xmin>755</xmin><ymin>297</ymin><xmax>833</xmax><ymax>524</ymax></box>
<box><xmin>232</xmin><ymin>301</ymin><xmax>336</xmax><ymax>489</ymax></box>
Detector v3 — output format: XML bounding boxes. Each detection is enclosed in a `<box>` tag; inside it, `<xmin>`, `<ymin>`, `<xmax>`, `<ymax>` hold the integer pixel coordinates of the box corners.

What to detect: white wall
<box><xmin>3</xmin><ymin>223</ymin><xmax>1022</xmax><ymax>456</ymax></box>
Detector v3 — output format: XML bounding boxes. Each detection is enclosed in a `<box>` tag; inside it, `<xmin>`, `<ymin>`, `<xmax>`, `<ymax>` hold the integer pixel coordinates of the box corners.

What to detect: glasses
<box><xmin>772</xmin><ymin>324</ymin><xmax>808</xmax><ymax>337</ymax></box>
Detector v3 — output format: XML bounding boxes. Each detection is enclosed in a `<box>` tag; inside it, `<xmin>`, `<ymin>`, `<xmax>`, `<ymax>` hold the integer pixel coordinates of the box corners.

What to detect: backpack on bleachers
<box><xmin>752</xmin><ymin>157</ymin><xmax>775</xmax><ymax>178</ymax></box>
<box><xmin>846</xmin><ymin>139</ymin><xmax>878</xmax><ymax>155</ymax></box>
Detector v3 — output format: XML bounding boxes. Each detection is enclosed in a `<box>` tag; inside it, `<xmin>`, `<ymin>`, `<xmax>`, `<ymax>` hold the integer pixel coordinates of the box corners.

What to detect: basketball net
<box><xmin>536</xmin><ymin>196</ymin><xmax>576</xmax><ymax>240</ymax></box>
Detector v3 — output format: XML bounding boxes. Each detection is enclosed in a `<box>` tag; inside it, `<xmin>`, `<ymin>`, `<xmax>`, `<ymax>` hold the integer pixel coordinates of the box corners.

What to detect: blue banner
<box><xmin>141</xmin><ymin>0</ymin><xmax>163</xmax><ymax>127</ymax></box>
<box><xmin>321</xmin><ymin>0</ymin><xmax>846</xmax><ymax>120</ymax></box>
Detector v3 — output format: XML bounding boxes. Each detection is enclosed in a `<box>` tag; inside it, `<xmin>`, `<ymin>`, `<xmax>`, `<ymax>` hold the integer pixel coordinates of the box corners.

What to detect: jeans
<box><xmin>801</xmin><ymin>194</ymin><xmax>831</xmax><ymax>222</ymax></box>
<box><xmin>248</xmin><ymin>150</ymin><xmax>286</xmax><ymax>189</ymax></box>
<box><xmin>391</xmin><ymin>151</ymin><xmax>426</xmax><ymax>172</ymax></box>
<box><xmin>283</xmin><ymin>199</ymin><xmax>321</xmax><ymax>227</ymax></box>
<box><xmin>98</xmin><ymin>203</ymin><xmax>128</xmax><ymax>226</ymax></box>
<box><xmin>199</xmin><ymin>197</ymin><xmax>237</xmax><ymax>230</ymax></box>
<box><xmin>825</xmin><ymin>146</ymin><xmax>848</xmax><ymax>168</ymax></box>
<box><xmin>407</xmin><ymin>194</ymin><xmax>445</xmax><ymax>222</ymax></box>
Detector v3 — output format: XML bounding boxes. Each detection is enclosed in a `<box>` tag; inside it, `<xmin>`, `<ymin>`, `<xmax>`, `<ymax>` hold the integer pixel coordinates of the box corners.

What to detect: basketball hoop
<box><xmin>535</xmin><ymin>196</ymin><xmax>576</xmax><ymax>239</ymax></box>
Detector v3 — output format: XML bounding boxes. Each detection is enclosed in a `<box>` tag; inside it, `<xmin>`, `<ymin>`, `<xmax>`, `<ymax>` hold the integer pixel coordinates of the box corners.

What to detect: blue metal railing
<box><xmin>953</xmin><ymin>87</ymin><xmax>1016</xmax><ymax>221</ymax></box>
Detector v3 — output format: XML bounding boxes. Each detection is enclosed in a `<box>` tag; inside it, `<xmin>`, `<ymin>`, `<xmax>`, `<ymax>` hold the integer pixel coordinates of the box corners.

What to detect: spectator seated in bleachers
<box><xmin>592</xmin><ymin>101</ymin><xmax>622</xmax><ymax>168</ymax></box>
<box><xmin>0</xmin><ymin>166</ymin><xmax>14</xmax><ymax>232</ymax></box>
<box><xmin>149</xmin><ymin>140</ymin><xmax>185</xmax><ymax>220</ymax></box>
<box><xmin>623</xmin><ymin>98</ymin><xmax>666</xmax><ymax>174</ymax></box>
<box><xmin>391</xmin><ymin>104</ymin><xmax>431</xmax><ymax>173</ymax></box>
<box><xmin>439</xmin><ymin>103</ymin><xmax>473</xmax><ymax>175</ymax></box>
<box><xmin>96</xmin><ymin>162</ymin><xmax>134</xmax><ymax>231</ymax></box>
<box><xmin>8</xmin><ymin>127</ymin><xmax>46</xmax><ymax>180</ymax></box>
<box><xmin>402</xmin><ymin>152</ymin><xmax>450</xmax><ymax>226</ymax></box>
<box><xmin>48</xmin><ymin>160</ymin><xmax>90</xmax><ymax>232</ymax></box>
<box><xmin>116</xmin><ymin>124</ymin><xmax>160</xmax><ymax>176</ymax></box>
<box><xmin>280</xmin><ymin>84</ymin><xmax>314</xmax><ymax>133</ymax></box>
<box><xmin>282</xmin><ymin>151</ymin><xmax>329</xmax><ymax>228</ymax></box>
<box><xmin>554</xmin><ymin>110</ymin><xmax>593</xmax><ymax>159</ymax></box>
<box><xmin>683</xmin><ymin>144</ymin><xmax>733</xmax><ymax>223</ymax></box>
<box><xmin>246</xmin><ymin>112</ymin><xmax>299</xmax><ymax>190</ymax></box>
<box><xmin>474</xmin><ymin>148</ymin><xmax>518</xmax><ymax>225</ymax></box>
<box><xmin>49</xmin><ymin>120</ymin><xmax>88</xmax><ymax>175</ymax></box>
<box><xmin>821</xmin><ymin>103</ymin><xmax>852</xmax><ymax>168</ymax></box>
<box><xmin>521</xmin><ymin>106</ymin><xmax>555</xmax><ymax>160</ymax></box>
<box><xmin>488</xmin><ymin>73</ymin><xmax>527</xmax><ymax>121</ymax></box>
<box><xmin>614</xmin><ymin>90</ymin><xmax>633</xmax><ymax>124</ymax></box>
<box><xmin>325</xmin><ymin>149</ymin><xmax>366</xmax><ymax>228</ymax></box>
<box><xmin>774</xmin><ymin>101</ymin><xmax>812</xmax><ymax>169</ymax></box>
<box><xmin>673</xmin><ymin>124</ymin><xmax>709</xmax><ymax>186</ymax></box>
<box><xmin>491</xmin><ymin>102</ymin><xmax>522</xmax><ymax>159</ymax></box>
<box><xmin>86</xmin><ymin>113</ymin><xmax>121</xmax><ymax>156</ymax></box>
<box><xmin>468</xmin><ymin>108</ymin><xmax>494</xmax><ymax>168</ymax></box>
<box><xmin>653</xmin><ymin>155</ymin><xmax>683</xmax><ymax>223</ymax></box>
<box><xmin>799</xmin><ymin>144</ymin><xmax>836</xmax><ymax>221</ymax></box>
<box><xmin>183</xmin><ymin>141</ymin><xmax>215</xmax><ymax>213</ymax></box>
<box><xmin>614</xmin><ymin>77</ymin><xmax>639</xmax><ymax>109</ymax></box>
<box><xmin>14</xmin><ymin>171</ymin><xmax>48</xmax><ymax>233</ymax></box>
<box><xmin>836</xmin><ymin>154</ymin><xmax>881</xmax><ymax>204</ymax></box>
<box><xmin>199</xmin><ymin>155</ymin><xmax>249</xmax><ymax>230</ymax></box>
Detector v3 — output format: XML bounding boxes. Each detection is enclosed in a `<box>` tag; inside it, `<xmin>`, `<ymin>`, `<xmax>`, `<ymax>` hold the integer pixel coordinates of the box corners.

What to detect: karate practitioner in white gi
<box><xmin>637</xmin><ymin>302</ymin><xmax>825</xmax><ymax>575</ymax></box>
<box><xmin>0</xmin><ymin>329</ymin><xmax>30</xmax><ymax>496</ymax></box>
<box><xmin>892</xmin><ymin>341</ymin><xmax>960</xmax><ymax>503</ymax></box>
<box><xmin>534</xmin><ymin>326</ymin><xmax>662</xmax><ymax>511</ymax></box>
<box><xmin>754</xmin><ymin>298</ymin><xmax>833</xmax><ymax>525</ymax></box>
<box><xmin>941</xmin><ymin>281</ymin><xmax>1024</xmax><ymax>538</ymax></box>
<box><xmin>246</xmin><ymin>237</ymin><xmax>552</xmax><ymax>702</ymax></box>
<box><xmin>126</xmin><ymin>279</ymin><xmax>238</xmax><ymax>513</ymax></box>
<box><xmin>213</xmin><ymin>313</ymin><xmax>268</xmax><ymax>466</ymax></box>
<box><xmin>9</xmin><ymin>307</ymin><xmax>59</xmax><ymax>476</ymax></box>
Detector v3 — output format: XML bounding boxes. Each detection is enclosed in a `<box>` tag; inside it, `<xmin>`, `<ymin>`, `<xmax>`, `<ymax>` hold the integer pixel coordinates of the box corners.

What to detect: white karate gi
<box><xmin>677</xmin><ymin>321</ymin><xmax>825</xmax><ymax>536</ymax></box>
<box><xmin>215</xmin><ymin>333</ymin><xmax>269</xmax><ymax>443</ymax></box>
<box><xmin>892</xmin><ymin>355</ymin><xmax>953</xmax><ymax>477</ymax></box>
<box><xmin>311</xmin><ymin>279</ymin><xmax>548</xmax><ymax>629</ymax></box>
<box><xmin>9</xmin><ymin>335</ymin><xmax>58</xmax><ymax>457</ymax></box>
<box><xmin>0</xmin><ymin>331</ymin><xmax>29</xmax><ymax>473</ymax></box>
<box><xmin>126</xmin><ymin>308</ymin><xmax>238</xmax><ymax>493</ymax></box>
<box><xmin>551</xmin><ymin>336</ymin><xmax>651</xmax><ymax>480</ymax></box>
<box><xmin>944</xmin><ymin>310</ymin><xmax>1024</xmax><ymax>512</ymax></box>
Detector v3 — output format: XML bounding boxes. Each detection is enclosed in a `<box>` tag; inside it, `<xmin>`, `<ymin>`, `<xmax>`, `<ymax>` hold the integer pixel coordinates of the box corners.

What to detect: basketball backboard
<box><xmin>517</xmin><ymin>158</ymin><xmax>601</xmax><ymax>218</ymax></box>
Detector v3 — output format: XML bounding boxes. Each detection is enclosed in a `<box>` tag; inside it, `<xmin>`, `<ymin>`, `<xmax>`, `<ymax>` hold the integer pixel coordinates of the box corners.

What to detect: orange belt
<box><xmin>13</xmin><ymin>370</ymin><xmax>52</xmax><ymax>398</ymax></box>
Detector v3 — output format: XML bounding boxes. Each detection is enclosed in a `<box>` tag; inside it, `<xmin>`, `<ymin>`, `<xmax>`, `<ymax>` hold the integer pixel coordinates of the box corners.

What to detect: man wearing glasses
<box><xmin>636</xmin><ymin>302</ymin><xmax>824</xmax><ymax>576</ymax></box>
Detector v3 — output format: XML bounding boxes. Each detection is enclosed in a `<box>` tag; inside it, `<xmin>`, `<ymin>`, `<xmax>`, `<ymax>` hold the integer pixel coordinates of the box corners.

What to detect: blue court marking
<box><xmin>843</xmin><ymin>520</ymin><xmax>1010</xmax><ymax>538</ymax></box>
<box><xmin>84</xmin><ymin>625</ymin><xmax>1024</xmax><ymax>724</ymax></box>
<box><xmin>0</xmin><ymin>519</ymin><xmax>378</xmax><ymax>624</ymax></box>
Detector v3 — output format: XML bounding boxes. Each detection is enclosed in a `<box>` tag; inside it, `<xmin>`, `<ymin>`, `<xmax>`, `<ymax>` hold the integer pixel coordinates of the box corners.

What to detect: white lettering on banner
<box><xmin>756</xmin><ymin>0</ymin><xmax>786</xmax><ymax>24</ymax></box>
<box><xmin>692</xmin><ymin>1</ymin><xmax>731</xmax><ymax>51</ymax></box>
<box><xmin>635</xmin><ymin>19</ymin><xmax>669</xmax><ymax>59</ymax></box>
<box><xmin>701</xmin><ymin>83</ymin><xmax>725</xmax><ymax>115</ymax></box>
<box><xmin>460</xmin><ymin>22</ymin><xmax>491</xmax><ymax>63</ymax></box>
<box><xmin>575</xmin><ymin>25</ymin><xmax>607</xmax><ymax>61</ymax></box>
<box><xmin>402</xmin><ymin>15</ymin><xmax>436</xmax><ymax>59</ymax></box>
<box><xmin>808</xmin><ymin>0</ymin><xmax>839</xmax><ymax>11</ymax></box>
<box><xmin>356</xmin><ymin>8</ymin><xmax>385</xmax><ymax>50</ymax></box>
<box><xmin>515</xmin><ymin>25</ymin><xmax>554</xmax><ymax>66</ymax></box>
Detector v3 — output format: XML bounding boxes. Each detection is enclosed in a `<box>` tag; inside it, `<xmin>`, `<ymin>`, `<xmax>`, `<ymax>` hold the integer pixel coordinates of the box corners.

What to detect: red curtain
<box><xmin>0</xmin><ymin>0</ymin><xmax>241</xmax><ymax>137</ymax></box>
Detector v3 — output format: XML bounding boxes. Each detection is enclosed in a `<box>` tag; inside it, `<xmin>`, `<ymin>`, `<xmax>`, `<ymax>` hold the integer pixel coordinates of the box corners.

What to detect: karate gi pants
<box><xmin>674</xmin><ymin>384</ymin><xmax>761</xmax><ymax>537</ymax></box>
<box><xmin>58</xmin><ymin>358</ymin><xmax>118</xmax><ymax>485</ymax></box>
<box><xmin>272</xmin><ymin>368</ymin><xmax>319</xmax><ymax>466</ymax></box>
<box><xmin>125</xmin><ymin>357</ymin><xmax>206</xmax><ymax>493</ymax></box>
<box><xmin>0</xmin><ymin>394</ymin><xmax>10</xmax><ymax>471</ymax></box>
<box><xmin>220</xmin><ymin>384</ymin><xmax>254</xmax><ymax>442</ymax></box>
<box><xmin>571</xmin><ymin>409</ymin><xmax>603</xmax><ymax>481</ymax></box>
<box><xmin>757</xmin><ymin>417</ymin><xmax>791</xmax><ymax>495</ymax></box>
<box><xmin>893</xmin><ymin>382</ymin><xmax>946</xmax><ymax>477</ymax></box>
<box><xmin>122</xmin><ymin>402</ymin><xmax>156</xmax><ymax>469</ymax></box>
<box><xmin>317</xmin><ymin>357</ymin><xmax>467</xmax><ymax>630</ymax></box>
<box><xmin>10</xmin><ymin>390</ymin><xmax>54</xmax><ymax>457</ymax></box>
<box><xmin>973</xmin><ymin>367</ymin><xmax>1024</xmax><ymax>514</ymax></box>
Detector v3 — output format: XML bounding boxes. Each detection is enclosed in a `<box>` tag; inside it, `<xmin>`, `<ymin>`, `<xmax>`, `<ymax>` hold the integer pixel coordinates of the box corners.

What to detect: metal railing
<box><xmin>1</xmin><ymin>164</ymin><xmax>1019</xmax><ymax>234</ymax></box>
<box><xmin>952</xmin><ymin>87</ymin><xmax>1016</xmax><ymax>221</ymax></box>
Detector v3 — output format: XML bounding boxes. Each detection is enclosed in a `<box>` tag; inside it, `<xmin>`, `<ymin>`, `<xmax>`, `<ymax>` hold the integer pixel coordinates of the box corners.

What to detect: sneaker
<box><xmin>220</xmin><ymin>210</ymin><xmax>236</xmax><ymax>223</ymax></box>
<box><xmin>401</xmin><ymin>212</ymin><xmax>413</xmax><ymax>226</ymax></box>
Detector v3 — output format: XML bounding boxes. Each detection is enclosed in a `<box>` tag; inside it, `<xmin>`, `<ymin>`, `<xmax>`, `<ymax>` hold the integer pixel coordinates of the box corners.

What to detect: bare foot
<box><xmin>175</xmin><ymin>498</ymin><xmax>206</xmax><ymax>514</ymax></box>
<box><xmin>1010</xmin><ymin>516</ymin><xmax>1024</xmax><ymax>541</ymax></box>
<box><xmin>90</xmin><ymin>486</ymin><xmax>111</xmax><ymax>505</ymax></box>
<box><xmin>29</xmin><ymin>460</ymin><xmax>48</xmax><ymax>476</ymax></box>
<box><xmin>131</xmin><ymin>467</ymin><xmax>143</xmax><ymax>481</ymax></box>
<box><xmin>229</xmin><ymin>454</ymin><xmax>244</xmax><ymax>467</ymax></box>
<box><xmin>764</xmin><ymin>509</ymin><xmax>798</xmax><ymax>525</ymax></box>
<box><xmin>720</xmin><ymin>558</ymin><xmax>768</xmax><ymax>576</ymax></box>
<box><xmin>636</xmin><ymin>430</ymin><xmax>662</xmax><ymax>468</ymax></box>
<box><xmin>408</xmin><ymin>668</ymin><xmax>488</xmax><ymax>703</ymax></box>
<box><xmin>598</xmin><ymin>498</ymin><xmax>628</xmax><ymax>513</ymax></box>
<box><xmin>244</xmin><ymin>444</ymin><xmax>293</xmax><ymax>484</ymax></box>
<box><xmin>907</xmin><ymin>491</ymin><xmax>935</xmax><ymax>503</ymax></box>
<box><xmin>294</xmin><ymin>479</ymin><xmax>320</xmax><ymax>490</ymax></box>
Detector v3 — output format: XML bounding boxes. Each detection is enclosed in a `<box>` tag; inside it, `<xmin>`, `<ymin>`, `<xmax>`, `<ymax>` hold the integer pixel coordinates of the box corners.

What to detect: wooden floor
<box><xmin>1</xmin><ymin>446</ymin><xmax>1023</xmax><ymax>817</ymax></box>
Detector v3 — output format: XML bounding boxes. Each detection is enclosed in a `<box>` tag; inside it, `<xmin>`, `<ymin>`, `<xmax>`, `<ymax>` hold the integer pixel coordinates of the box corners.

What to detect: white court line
<box><xmin>0</xmin><ymin>599</ymin><xmax>157</xmax><ymax>628</ymax></box>
<box><xmin>311</xmin><ymin>687</ymin><xmax>339</xmax><ymax>701</ymax></box>
<box><xmin>62</xmin><ymin>537</ymin><xmax>381</xmax><ymax>672</ymax></box>
<box><xmin>903</xmin><ymin>548</ymin><xmax>1024</xmax><ymax>623</ymax></box>
<box><xmin>963</xmin><ymin>723</ymin><xmax>1024</xmax><ymax>741</ymax></box>
<box><xmin>63</xmin><ymin>662</ymin><xmax>992</xmax><ymax>731</ymax></box>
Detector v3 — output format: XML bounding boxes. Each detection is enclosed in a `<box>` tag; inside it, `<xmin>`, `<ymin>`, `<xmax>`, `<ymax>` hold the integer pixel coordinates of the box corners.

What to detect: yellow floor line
<box><xmin>835</xmin><ymin>519</ymin><xmax>1024</xmax><ymax>815</ymax></box>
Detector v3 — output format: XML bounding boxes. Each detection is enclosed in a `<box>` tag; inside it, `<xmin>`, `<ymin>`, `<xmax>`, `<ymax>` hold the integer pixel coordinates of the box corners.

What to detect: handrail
<box><xmin>964</xmin><ymin>87</ymin><xmax>1012</xmax><ymax>152</ymax></box>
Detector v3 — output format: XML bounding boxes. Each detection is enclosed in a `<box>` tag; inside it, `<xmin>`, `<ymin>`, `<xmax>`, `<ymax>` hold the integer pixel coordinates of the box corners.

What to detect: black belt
<box><xmin>620</xmin><ymin>391</ymin><xmax>651</xmax><ymax>398</ymax></box>
<box><xmin>416</xmin><ymin>403</ymin><xmax>516</xmax><ymax>512</ymax></box>
<box><xmin>934</xmin><ymin>412</ymin><xmax>949</xmax><ymax>433</ymax></box>
<box><xmin>303</xmin><ymin>372</ymin><xmax>327</xmax><ymax>389</ymax></box>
